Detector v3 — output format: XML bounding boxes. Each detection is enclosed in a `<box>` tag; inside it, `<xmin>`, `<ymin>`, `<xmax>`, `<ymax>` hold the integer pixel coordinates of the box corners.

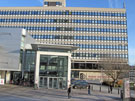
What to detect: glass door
<box><xmin>44</xmin><ymin>77</ymin><xmax>48</xmax><ymax>88</ymax></box>
<box><xmin>53</xmin><ymin>78</ymin><xmax>58</xmax><ymax>89</ymax></box>
<box><xmin>58</xmin><ymin>78</ymin><xmax>63</xmax><ymax>89</ymax></box>
<box><xmin>40</xmin><ymin>77</ymin><xmax>66</xmax><ymax>89</ymax></box>
<box><xmin>39</xmin><ymin>77</ymin><xmax>43</xmax><ymax>87</ymax></box>
<box><xmin>39</xmin><ymin>76</ymin><xmax>48</xmax><ymax>88</ymax></box>
<box><xmin>49</xmin><ymin>78</ymin><xmax>53</xmax><ymax>88</ymax></box>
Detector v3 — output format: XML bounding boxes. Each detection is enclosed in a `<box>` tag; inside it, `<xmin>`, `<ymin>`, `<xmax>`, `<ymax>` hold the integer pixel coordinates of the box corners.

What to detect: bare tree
<box><xmin>99</xmin><ymin>57</ymin><xmax>129</xmax><ymax>86</ymax></box>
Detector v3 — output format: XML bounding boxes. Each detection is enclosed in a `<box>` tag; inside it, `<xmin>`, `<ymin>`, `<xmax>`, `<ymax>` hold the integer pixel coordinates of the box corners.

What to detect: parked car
<box><xmin>72</xmin><ymin>80</ymin><xmax>89</xmax><ymax>89</ymax></box>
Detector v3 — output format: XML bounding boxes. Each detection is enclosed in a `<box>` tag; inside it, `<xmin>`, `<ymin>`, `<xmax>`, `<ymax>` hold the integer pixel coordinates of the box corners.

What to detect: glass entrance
<box><xmin>58</xmin><ymin>78</ymin><xmax>63</xmax><ymax>89</ymax></box>
<box><xmin>53</xmin><ymin>78</ymin><xmax>58</xmax><ymax>89</ymax></box>
<box><xmin>39</xmin><ymin>55</ymin><xmax>68</xmax><ymax>89</ymax></box>
<box><xmin>39</xmin><ymin>76</ymin><xmax>48</xmax><ymax>88</ymax></box>
<box><xmin>49</xmin><ymin>78</ymin><xmax>52</xmax><ymax>88</ymax></box>
<box><xmin>39</xmin><ymin>76</ymin><xmax>66</xmax><ymax>89</ymax></box>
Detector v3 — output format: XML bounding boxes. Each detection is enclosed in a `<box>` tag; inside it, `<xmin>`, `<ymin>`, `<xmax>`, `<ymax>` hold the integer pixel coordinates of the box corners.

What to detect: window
<box><xmin>98</xmin><ymin>12</ymin><xmax>100</xmax><ymax>16</ymax></box>
<box><xmin>91</xmin><ymin>12</ymin><xmax>94</xmax><ymax>16</ymax></box>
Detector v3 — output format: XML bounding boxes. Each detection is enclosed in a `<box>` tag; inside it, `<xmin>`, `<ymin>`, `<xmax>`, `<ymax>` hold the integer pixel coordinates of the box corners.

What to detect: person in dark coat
<box><xmin>88</xmin><ymin>84</ymin><xmax>91</xmax><ymax>95</ymax></box>
<box><xmin>67</xmin><ymin>85</ymin><xmax>71</xmax><ymax>99</ymax></box>
<box><xmin>110</xmin><ymin>84</ymin><xmax>113</xmax><ymax>94</ymax></box>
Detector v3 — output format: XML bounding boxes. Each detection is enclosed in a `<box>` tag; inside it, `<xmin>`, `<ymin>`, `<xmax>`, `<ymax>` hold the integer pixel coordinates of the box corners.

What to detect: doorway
<box><xmin>39</xmin><ymin>76</ymin><xmax>66</xmax><ymax>89</ymax></box>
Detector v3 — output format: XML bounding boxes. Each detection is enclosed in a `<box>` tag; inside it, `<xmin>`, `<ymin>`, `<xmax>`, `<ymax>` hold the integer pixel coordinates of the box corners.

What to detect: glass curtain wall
<box><xmin>23</xmin><ymin>50</ymin><xmax>36</xmax><ymax>86</ymax></box>
<box><xmin>39</xmin><ymin>55</ymin><xmax>68</xmax><ymax>89</ymax></box>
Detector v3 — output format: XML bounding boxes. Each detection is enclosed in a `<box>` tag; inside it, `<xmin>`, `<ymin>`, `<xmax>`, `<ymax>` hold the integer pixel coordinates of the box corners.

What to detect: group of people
<box><xmin>67</xmin><ymin>84</ymin><xmax>113</xmax><ymax>99</ymax></box>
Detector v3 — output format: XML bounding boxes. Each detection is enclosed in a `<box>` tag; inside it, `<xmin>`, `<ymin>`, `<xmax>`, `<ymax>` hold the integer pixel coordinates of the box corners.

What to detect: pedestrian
<box><xmin>67</xmin><ymin>85</ymin><xmax>71</xmax><ymax>99</ymax></box>
<box><xmin>88</xmin><ymin>84</ymin><xmax>91</xmax><ymax>95</ymax></box>
<box><xmin>110</xmin><ymin>84</ymin><xmax>113</xmax><ymax>94</ymax></box>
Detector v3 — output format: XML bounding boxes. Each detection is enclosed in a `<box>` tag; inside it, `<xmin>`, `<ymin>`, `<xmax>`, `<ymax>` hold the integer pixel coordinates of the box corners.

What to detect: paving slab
<box><xmin>0</xmin><ymin>84</ymin><xmax>121</xmax><ymax>101</ymax></box>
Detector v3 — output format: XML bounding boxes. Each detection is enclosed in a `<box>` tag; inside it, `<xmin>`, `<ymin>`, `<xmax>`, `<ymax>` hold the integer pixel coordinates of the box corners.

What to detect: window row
<box><xmin>72</xmin><ymin>53</ymin><xmax>128</xmax><ymax>58</ymax></box>
<box><xmin>0</xmin><ymin>10</ymin><xmax>126</xmax><ymax>17</ymax></box>
<box><xmin>32</xmin><ymin>35</ymin><xmax>128</xmax><ymax>41</ymax></box>
<box><xmin>75</xmin><ymin>44</ymin><xmax>128</xmax><ymax>50</ymax></box>
<box><xmin>0</xmin><ymin>19</ymin><xmax>127</xmax><ymax>25</ymax></box>
<box><xmin>0</xmin><ymin>26</ymin><xmax>127</xmax><ymax>33</ymax></box>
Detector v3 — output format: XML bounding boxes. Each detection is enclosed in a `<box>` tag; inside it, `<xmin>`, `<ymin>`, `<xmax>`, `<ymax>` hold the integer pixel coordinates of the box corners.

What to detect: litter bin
<box><xmin>121</xmin><ymin>90</ymin><xmax>123</xmax><ymax>99</ymax></box>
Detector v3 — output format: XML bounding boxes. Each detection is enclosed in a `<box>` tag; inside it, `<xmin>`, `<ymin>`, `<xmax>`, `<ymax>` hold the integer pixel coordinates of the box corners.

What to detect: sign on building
<box><xmin>0</xmin><ymin>79</ymin><xmax>4</xmax><ymax>85</ymax></box>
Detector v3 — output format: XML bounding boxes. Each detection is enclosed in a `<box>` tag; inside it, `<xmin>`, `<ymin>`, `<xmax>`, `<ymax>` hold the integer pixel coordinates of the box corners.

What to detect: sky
<box><xmin>0</xmin><ymin>0</ymin><xmax>134</xmax><ymax>65</ymax></box>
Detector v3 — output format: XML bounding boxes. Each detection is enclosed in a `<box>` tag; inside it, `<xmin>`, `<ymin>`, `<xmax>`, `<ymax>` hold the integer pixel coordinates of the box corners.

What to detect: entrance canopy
<box><xmin>31</xmin><ymin>44</ymin><xmax>78</xmax><ymax>51</ymax></box>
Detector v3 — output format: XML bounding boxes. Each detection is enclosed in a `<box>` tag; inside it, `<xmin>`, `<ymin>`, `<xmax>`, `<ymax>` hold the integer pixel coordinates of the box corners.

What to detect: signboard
<box><xmin>124</xmin><ymin>78</ymin><xmax>130</xmax><ymax>98</ymax></box>
<box><xmin>80</xmin><ymin>72</ymin><xmax>111</xmax><ymax>81</ymax></box>
<box><xmin>0</xmin><ymin>79</ymin><xmax>4</xmax><ymax>85</ymax></box>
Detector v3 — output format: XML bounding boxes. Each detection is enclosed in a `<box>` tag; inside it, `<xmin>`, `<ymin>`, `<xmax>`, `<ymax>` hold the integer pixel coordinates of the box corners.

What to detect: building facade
<box><xmin>129</xmin><ymin>66</ymin><xmax>135</xmax><ymax>83</ymax></box>
<box><xmin>0</xmin><ymin>28</ymin><xmax>33</xmax><ymax>84</ymax></box>
<box><xmin>0</xmin><ymin>0</ymin><xmax>128</xmax><ymax>80</ymax></box>
<box><xmin>0</xmin><ymin>28</ymin><xmax>76</xmax><ymax>89</ymax></box>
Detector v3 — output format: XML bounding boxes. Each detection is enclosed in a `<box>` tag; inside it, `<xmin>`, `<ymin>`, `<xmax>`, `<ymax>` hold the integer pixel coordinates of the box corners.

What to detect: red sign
<box><xmin>0</xmin><ymin>79</ymin><xmax>4</xmax><ymax>85</ymax></box>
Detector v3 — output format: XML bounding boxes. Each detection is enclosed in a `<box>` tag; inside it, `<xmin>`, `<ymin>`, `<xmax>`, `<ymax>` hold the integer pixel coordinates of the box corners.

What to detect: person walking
<box><xmin>67</xmin><ymin>85</ymin><xmax>71</xmax><ymax>99</ymax></box>
<box><xmin>88</xmin><ymin>84</ymin><xmax>91</xmax><ymax>95</ymax></box>
<box><xmin>110</xmin><ymin>84</ymin><xmax>113</xmax><ymax>94</ymax></box>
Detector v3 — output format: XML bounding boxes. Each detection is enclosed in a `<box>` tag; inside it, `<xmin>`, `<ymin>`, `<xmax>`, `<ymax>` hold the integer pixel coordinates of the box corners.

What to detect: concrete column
<box><xmin>4</xmin><ymin>71</ymin><xmax>7</xmax><ymax>84</ymax></box>
<box><xmin>34</xmin><ymin>51</ymin><xmax>40</xmax><ymax>88</ymax></box>
<box><xmin>0</xmin><ymin>71</ymin><xmax>1</xmax><ymax>79</ymax></box>
<box><xmin>67</xmin><ymin>52</ymin><xmax>71</xmax><ymax>88</ymax></box>
<box><xmin>21</xmin><ymin>50</ymin><xmax>26</xmax><ymax>79</ymax></box>
<box><xmin>6</xmin><ymin>71</ymin><xmax>11</xmax><ymax>83</ymax></box>
<box><xmin>1</xmin><ymin>71</ymin><xmax>5</xmax><ymax>79</ymax></box>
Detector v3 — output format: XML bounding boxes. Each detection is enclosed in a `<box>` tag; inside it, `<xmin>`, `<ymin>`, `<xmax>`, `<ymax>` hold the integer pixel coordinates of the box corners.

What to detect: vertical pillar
<box><xmin>72</xmin><ymin>60</ymin><xmax>74</xmax><ymax>69</ymax></box>
<box><xmin>34</xmin><ymin>52</ymin><xmax>40</xmax><ymax>89</ymax></box>
<box><xmin>85</xmin><ymin>61</ymin><xmax>86</xmax><ymax>69</ymax></box>
<box><xmin>4</xmin><ymin>71</ymin><xmax>7</xmax><ymax>84</ymax></box>
<box><xmin>67</xmin><ymin>52</ymin><xmax>71</xmax><ymax>88</ymax></box>
<box><xmin>0</xmin><ymin>71</ymin><xmax>1</xmax><ymax>79</ymax></box>
<box><xmin>123</xmin><ymin>78</ymin><xmax>130</xmax><ymax>100</ymax></box>
<box><xmin>6</xmin><ymin>71</ymin><xmax>11</xmax><ymax>83</ymax></box>
<box><xmin>21</xmin><ymin>50</ymin><xmax>25</xmax><ymax>79</ymax></box>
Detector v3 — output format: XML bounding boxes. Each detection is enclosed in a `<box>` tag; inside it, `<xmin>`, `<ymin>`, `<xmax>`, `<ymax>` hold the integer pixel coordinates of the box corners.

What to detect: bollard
<box><xmin>120</xmin><ymin>90</ymin><xmax>123</xmax><ymax>100</ymax></box>
<box><xmin>100</xmin><ymin>86</ymin><xmax>101</xmax><ymax>92</ymax></box>
<box><xmin>92</xmin><ymin>85</ymin><xmax>93</xmax><ymax>90</ymax></box>
<box><xmin>108</xmin><ymin>86</ymin><xmax>110</xmax><ymax>93</ymax></box>
<box><xmin>118</xmin><ymin>88</ymin><xmax>119</xmax><ymax>94</ymax></box>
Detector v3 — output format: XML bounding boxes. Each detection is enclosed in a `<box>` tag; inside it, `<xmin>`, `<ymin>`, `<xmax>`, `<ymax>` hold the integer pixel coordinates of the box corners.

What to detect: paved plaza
<box><xmin>0</xmin><ymin>84</ymin><xmax>123</xmax><ymax>101</ymax></box>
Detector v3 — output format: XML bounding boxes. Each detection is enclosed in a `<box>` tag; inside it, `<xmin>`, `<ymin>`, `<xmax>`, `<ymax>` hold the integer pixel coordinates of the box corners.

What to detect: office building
<box><xmin>0</xmin><ymin>0</ymin><xmax>128</xmax><ymax>81</ymax></box>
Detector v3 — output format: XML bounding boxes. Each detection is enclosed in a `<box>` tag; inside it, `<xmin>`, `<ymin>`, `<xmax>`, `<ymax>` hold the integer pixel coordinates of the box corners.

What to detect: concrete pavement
<box><xmin>0</xmin><ymin>84</ymin><xmax>121</xmax><ymax>101</ymax></box>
